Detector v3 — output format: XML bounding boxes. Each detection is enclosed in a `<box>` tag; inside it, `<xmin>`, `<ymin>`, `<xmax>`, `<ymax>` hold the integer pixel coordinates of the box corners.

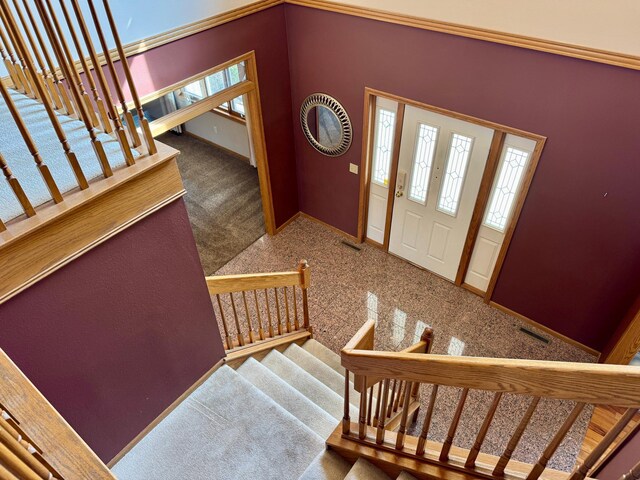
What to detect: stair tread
<box><xmin>237</xmin><ymin>357</ymin><xmax>336</xmax><ymax>438</ymax></box>
<box><xmin>297</xmin><ymin>449</ymin><xmax>352</xmax><ymax>480</ymax></box>
<box><xmin>302</xmin><ymin>339</ymin><xmax>344</xmax><ymax>375</ymax></box>
<box><xmin>345</xmin><ymin>458</ymin><xmax>391</xmax><ymax>480</ymax></box>
<box><xmin>112</xmin><ymin>366</ymin><xmax>323</xmax><ymax>480</ymax></box>
<box><xmin>261</xmin><ymin>349</ymin><xmax>358</xmax><ymax>421</ymax></box>
<box><xmin>284</xmin><ymin>343</ymin><xmax>360</xmax><ymax>407</ymax></box>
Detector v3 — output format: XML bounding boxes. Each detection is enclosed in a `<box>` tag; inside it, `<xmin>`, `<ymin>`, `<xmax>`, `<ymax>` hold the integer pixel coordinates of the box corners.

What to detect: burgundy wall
<box><xmin>0</xmin><ymin>200</ymin><xmax>224</xmax><ymax>462</ymax></box>
<box><xmin>598</xmin><ymin>427</ymin><xmax>640</xmax><ymax>480</ymax></box>
<box><xmin>284</xmin><ymin>5</ymin><xmax>640</xmax><ymax>351</ymax></box>
<box><xmin>111</xmin><ymin>5</ymin><xmax>298</xmax><ymax>227</ymax></box>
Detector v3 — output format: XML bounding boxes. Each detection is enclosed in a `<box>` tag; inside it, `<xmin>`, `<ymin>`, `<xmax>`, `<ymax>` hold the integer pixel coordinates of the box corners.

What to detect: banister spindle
<box><xmin>0</xmin><ymin>217</ymin><xmax>5</xmax><ymax>233</ymax></box>
<box><xmin>465</xmin><ymin>392</ymin><xmax>503</xmax><ymax>468</ymax></box>
<box><xmin>42</xmin><ymin>0</ymin><xmax>91</xmax><ymax>122</ymax></box>
<box><xmin>395</xmin><ymin>381</ymin><xmax>413</xmax><ymax>450</ymax></box>
<box><xmin>394</xmin><ymin>380</ymin><xmax>405</xmax><ymax>412</ymax></box>
<box><xmin>0</xmin><ymin>421</ymin><xmax>51</xmax><ymax>480</ymax></box>
<box><xmin>372</xmin><ymin>381</ymin><xmax>383</xmax><ymax>427</ymax></box>
<box><xmin>440</xmin><ymin>387</ymin><xmax>469</xmax><ymax>461</ymax></box>
<box><xmin>241</xmin><ymin>291</ymin><xmax>254</xmax><ymax>344</ymax></box>
<box><xmin>494</xmin><ymin>396</ymin><xmax>541</xmax><ymax>476</ymax></box>
<box><xmin>263</xmin><ymin>289</ymin><xmax>274</xmax><ymax>338</ymax></box>
<box><xmin>2</xmin><ymin>0</ymin><xmax>87</xmax><ymax>192</ymax></box>
<box><xmin>526</xmin><ymin>402</ymin><xmax>586</xmax><ymax>480</ymax></box>
<box><xmin>84</xmin><ymin>0</ymin><xmax>141</xmax><ymax>147</ymax></box>
<box><xmin>298</xmin><ymin>260</ymin><xmax>310</xmax><ymax>329</ymax></box>
<box><xmin>69</xmin><ymin>0</ymin><xmax>135</xmax><ymax>167</ymax></box>
<box><xmin>376</xmin><ymin>379</ymin><xmax>391</xmax><ymax>444</ymax></box>
<box><xmin>215</xmin><ymin>294</ymin><xmax>233</xmax><ymax>350</ymax></box>
<box><xmin>10</xmin><ymin>0</ymin><xmax>48</xmax><ymax>102</ymax></box>
<box><xmin>0</xmin><ymin>22</ymin><xmax>22</xmax><ymax>90</ymax></box>
<box><xmin>0</xmin><ymin>73</ymin><xmax>62</xmax><ymax>203</ymax></box>
<box><xmin>283</xmin><ymin>286</ymin><xmax>291</xmax><ymax>333</ymax></box>
<box><xmin>99</xmin><ymin>0</ymin><xmax>157</xmax><ymax>154</ymax></box>
<box><xmin>0</xmin><ymin>153</ymin><xmax>35</xmax><ymax>218</ymax></box>
<box><xmin>386</xmin><ymin>379</ymin><xmax>398</xmax><ymax>418</ymax></box>
<box><xmin>416</xmin><ymin>384</ymin><xmax>439</xmax><ymax>456</ymax></box>
<box><xmin>21</xmin><ymin>0</ymin><xmax>68</xmax><ymax>112</ymax></box>
<box><xmin>292</xmin><ymin>286</ymin><xmax>299</xmax><ymax>330</ymax></box>
<box><xmin>358</xmin><ymin>376</ymin><xmax>368</xmax><ymax>440</ymax></box>
<box><xmin>568</xmin><ymin>408</ymin><xmax>638</xmax><ymax>480</ymax></box>
<box><xmin>228</xmin><ymin>292</ymin><xmax>245</xmax><ymax>347</ymax></box>
<box><xmin>273</xmin><ymin>288</ymin><xmax>282</xmax><ymax>336</ymax></box>
<box><xmin>342</xmin><ymin>369</ymin><xmax>351</xmax><ymax>434</ymax></box>
<box><xmin>253</xmin><ymin>290</ymin><xmax>265</xmax><ymax>340</ymax></box>
<box><xmin>0</xmin><ymin>5</ymin><xmax>32</xmax><ymax>96</ymax></box>
<box><xmin>58</xmin><ymin>0</ymin><xmax>112</xmax><ymax>133</ymax></box>
<box><xmin>367</xmin><ymin>385</ymin><xmax>374</xmax><ymax>425</ymax></box>
<box><xmin>35</xmin><ymin>0</ymin><xmax>110</xmax><ymax>180</ymax></box>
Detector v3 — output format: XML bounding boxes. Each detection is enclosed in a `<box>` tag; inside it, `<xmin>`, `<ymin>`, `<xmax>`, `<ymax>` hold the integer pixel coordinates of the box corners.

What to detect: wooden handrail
<box><xmin>342</xmin><ymin>349</ymin><xmax>640</xmax><ymax>408</ymax></box>
<box><xmin>339</xmin><ymin>321</ymin><xmax>640</xmax><ymax>480</ymax></box>
<box><xmin>207</xmin><ymin>261</ymin><xmax>312</xmax><ymax>353</ymax></box>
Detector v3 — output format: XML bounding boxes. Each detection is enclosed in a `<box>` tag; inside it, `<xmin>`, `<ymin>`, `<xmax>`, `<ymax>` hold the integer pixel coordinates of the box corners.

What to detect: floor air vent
<box><xmin>519</xmin><ymin>327</ymin><xmax>550</xmax><ymax>344</ymax></box>
<box><xmin>341</xmin><ymin>240</ymin><xmax>362</xmax><ymax>251</ymax></box>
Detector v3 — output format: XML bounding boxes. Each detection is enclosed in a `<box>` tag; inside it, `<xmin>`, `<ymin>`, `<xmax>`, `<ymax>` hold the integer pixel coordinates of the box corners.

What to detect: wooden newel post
<box><xmin>298</xmin><ymin>260</ymin><xmax>311</xmax><ymax>330</ymax></box>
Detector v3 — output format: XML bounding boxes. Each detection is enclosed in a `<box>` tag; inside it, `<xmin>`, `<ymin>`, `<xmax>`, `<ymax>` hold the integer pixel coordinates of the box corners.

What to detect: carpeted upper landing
<box><xmin>0</xmin><ymin>89</ymin><xmax>138</xmax><ymax>222</ymax></box>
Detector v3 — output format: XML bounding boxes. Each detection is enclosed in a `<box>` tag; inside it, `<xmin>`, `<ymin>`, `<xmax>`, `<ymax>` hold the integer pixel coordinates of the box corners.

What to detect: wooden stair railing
<box><xmin>0</xmin><ymin>0</ymin><xmax>157</xmax><ymax>230</ymax></box>
<box><xmin>207</xmin><ymin>260</ymin><xmax>312</xmax><ymax>353</ymax></box>
<box><xmin>335</xmin><ymin>320</ymin><xmax>640</xmax><ymax>480</ymax></box>
<box><xmin>0</xmin><ymin>347</ymin><xmax>115</xmax><ymax>479</ymax></box>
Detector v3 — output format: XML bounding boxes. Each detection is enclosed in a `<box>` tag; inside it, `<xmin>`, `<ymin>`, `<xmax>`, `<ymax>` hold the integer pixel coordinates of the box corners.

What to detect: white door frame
<box><xmin>357</xmin><ymin>87</ymin><xmax>546</xmax><ymax>303</ymax></box>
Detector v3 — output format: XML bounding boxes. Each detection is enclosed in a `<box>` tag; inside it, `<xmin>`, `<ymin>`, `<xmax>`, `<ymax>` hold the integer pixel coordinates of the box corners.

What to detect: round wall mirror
<box><xmin>300</xmin><ymin>93</ymin><xmax>352</xmax><ymax>156</ymax></box>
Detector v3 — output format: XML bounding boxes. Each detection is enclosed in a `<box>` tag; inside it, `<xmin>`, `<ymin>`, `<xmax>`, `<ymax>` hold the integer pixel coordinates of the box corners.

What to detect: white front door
<box><xmin>388</xmin><ymin>106</ymin><xmax>494</xmax><ymax>281</ymax></box>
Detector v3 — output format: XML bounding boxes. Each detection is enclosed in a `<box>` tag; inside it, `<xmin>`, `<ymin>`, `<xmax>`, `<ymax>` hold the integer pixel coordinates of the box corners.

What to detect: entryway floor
<box><xmin>159</xmin><ymin>132</ymin><xmax>265</xmax><ymax>274</ymax></box>
<box><xmin>216</xmin><ymin>216</ymin><xmax>597</xmax><ymax>471</ymax></box>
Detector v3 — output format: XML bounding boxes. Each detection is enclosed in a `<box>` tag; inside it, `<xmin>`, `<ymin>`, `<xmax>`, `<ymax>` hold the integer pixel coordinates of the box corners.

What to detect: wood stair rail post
<box><xmin>99</xmin><ymin>0</ymin><xmax>156</xmax><ymax>154</ymax></box>
<box><xmin>0</xmin><ymin>69</ymin><xmax>63</xmax><ymax>203</ymax></box>
<box><xmin>297</xmin><ymin>260</ymin><xmax>310</xmax><ymax>329</ymax></box>
<box><xmin>1</xmin><ymin>0</ymin><xmax>89</xmax><ymax>191</ymax></box>
<box><xmin>57</xmin><ymin>0</ymin><xmax>113</xmax><ymax>133</ymax></box>
<box><xmin>0</xmin><ymin>152</ymin><xmax>35</xmax><ymax>218</ymax></box>
<box><xmin>37</xmin><ymin>0</ymin><xmax>113</xmax><ymax>179</ymax></box>
<box><xmin>343</xmin><ymin>369</ymin><xmax>351</xmax><ymax>434</ymax></box>
<box><xmin>20</xmin><ymin>0</ymin><xmax>69</xmax><ymax>113</ymax></box>
<box><xmin>68</xmin><ymin>0</ymin><xmax>134</xmax><ymax>166</ymax></box>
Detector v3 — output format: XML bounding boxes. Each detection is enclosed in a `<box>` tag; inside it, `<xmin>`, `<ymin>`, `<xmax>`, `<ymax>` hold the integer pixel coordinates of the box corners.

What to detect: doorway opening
<box><xmin>129</xmin><ymin>51</ymin><xmax>273</xmax><ymax>274</ymax></box>
<box><xmin>358</xmin><ymin>88</ymin><xmax>545</xmax><ymax>303</ymax></box>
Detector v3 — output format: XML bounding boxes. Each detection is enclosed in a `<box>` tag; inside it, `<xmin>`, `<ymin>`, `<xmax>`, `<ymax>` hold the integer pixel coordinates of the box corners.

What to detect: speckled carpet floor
<box><xmin>158</xmin><ymin>132</ymin><xmax>265</xmax><ymax>274</ymax></box>
<box><xmin>215</xmin><ymin>217</ymin><xmax>598</xmax><ymax>471</ymax></box>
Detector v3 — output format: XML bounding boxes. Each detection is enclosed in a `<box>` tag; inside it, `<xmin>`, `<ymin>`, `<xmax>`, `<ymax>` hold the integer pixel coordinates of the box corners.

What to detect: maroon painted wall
<box><xmin>284</xmin><ymin>5</ymin><xmax>640</xmax><ymax>351</ymax></box>
<box><xmin>112</xmin><ymin>5</ymin><xmax>299</xmax><ymax>227</ymax></box>
<box><xmin>0</xmin><ymin>200</ymin><xmax>223</xmax><ymax>462</ymax></box>
<box><xmin>598</xmin><ymin>427</ymin><xmax>640</xmax><ymax>480</ymax></box>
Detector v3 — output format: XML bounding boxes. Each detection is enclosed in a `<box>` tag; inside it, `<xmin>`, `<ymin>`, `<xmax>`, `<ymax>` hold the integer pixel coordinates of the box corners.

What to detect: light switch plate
<box><xmin>349</xmin><ymin>163</ymin><xmax>359</xmax><ymax>174</ymax></box>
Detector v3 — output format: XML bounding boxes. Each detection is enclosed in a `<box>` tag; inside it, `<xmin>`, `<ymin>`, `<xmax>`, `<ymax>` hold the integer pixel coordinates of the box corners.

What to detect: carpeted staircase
<box><xmin>112</xmin><ymin>339</ymin><xmax>417</xmax><ymax>480</ymax></box>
